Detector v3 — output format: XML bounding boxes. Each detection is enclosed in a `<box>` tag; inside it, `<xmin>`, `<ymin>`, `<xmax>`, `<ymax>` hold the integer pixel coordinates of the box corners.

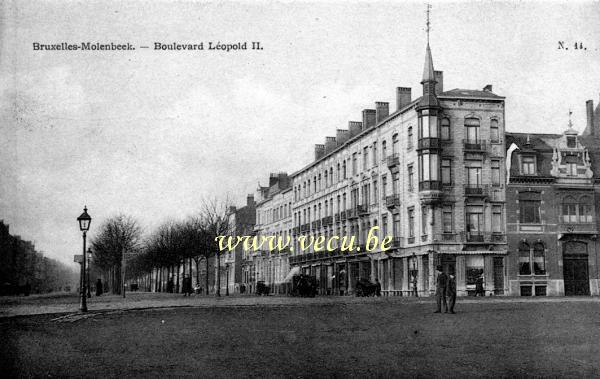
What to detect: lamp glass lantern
<box><xmin>77</xmin><ymin>206</ymin><xmax>92</xmax><ymax>231</ymax></box>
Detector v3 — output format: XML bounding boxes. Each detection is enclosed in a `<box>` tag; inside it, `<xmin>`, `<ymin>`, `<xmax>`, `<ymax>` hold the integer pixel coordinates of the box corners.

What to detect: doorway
<box><xmin>563</xmin><ymin>241</ymin><xmax>590</xmax><ymax>296</ymax></box>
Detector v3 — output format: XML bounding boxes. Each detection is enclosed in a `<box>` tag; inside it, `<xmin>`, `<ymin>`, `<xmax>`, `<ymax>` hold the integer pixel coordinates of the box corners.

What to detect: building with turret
<box><xmin>287</xmin><ymin>39</ymin><xmax>508</xmax><ymax>296</ymax></box>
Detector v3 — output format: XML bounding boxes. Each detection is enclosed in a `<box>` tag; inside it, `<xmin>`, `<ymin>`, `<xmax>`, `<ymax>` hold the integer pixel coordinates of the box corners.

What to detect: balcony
<box><xmin>386</xmin><ymin>153</ymin><xmax>400</xmax><ymax>168</ymax></box>
<box><xmin>417</xmin><ymin>137</ymin><xmax>441</xmax><ymax>150</ymax></box>
<box><xmin>322</xmin><ymin>215</ymin><xmax>333</xmax><ymax>226</ymax></box>
<box><xmin>433</xmin><ymin>233</ymin><xmax>459</xmax><ymax>243</ymax></box>
<box><xmin>300</xmin><ymin>224</ymin><xmax>309</xmax><ymax>233</ymax></box>
<box><xmin>391</xmin><ymin>237</ymin><xmax>404</xmax><ymax>249</ymax></box>
<box><xmin>460</xmin><ymin>232</ymin><xmax>507</xmax><ymax>243</ymax></box>
<box><xmin>419</xmin><ymin>181</ymin><xmax>442</xmax><ymax>191</ymax></box>
<box><xmin>558</xmin><ymin>222</ymin><xmax>598</xmax><ymax>235</ymax></box>
<box><xmin>357</xmin><ymin>204</ymin><xmax>369</xmax><ymax>216</ymax></box>
<box><xmin>334</xmin><ymin>213</ymin><xmax>341</xmax><ymax>223</ymax></box>
<box><xmin>463</xmin><ymin>139</ymin><xmax>487</xmax><ymax>152</ymax></box>
<box><xmin>312</xmin><ymin>220</ymin><xmax>322</xmax><ymax>229</ymax></box>
<box><xmin>385</xmin><ymin>194</ymin><xmax>401</xmax><ymax>208</ymax></box>
<box><xmin>341</xmin><ymin>210</ymin><xmax>347</xmax><ymax>221</ymax></box>
<box><xmin>347</xmin><ymin>208</ymin><xmax>359</xmax><ymax>219</ymax></box>
<box><xmin>464</xmin><ymin>184</ymin><xmax>489</xmax><ymax>197</ymax></box>
<box><xmin>407</xmin><ymin>236</ymin><xmax>416</xmax><ymax>244</ymax></box>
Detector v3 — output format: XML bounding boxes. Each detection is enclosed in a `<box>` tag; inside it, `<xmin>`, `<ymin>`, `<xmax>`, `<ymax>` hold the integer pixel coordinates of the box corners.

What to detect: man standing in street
<box><xmin>434</xmin><ymin>265</ymin><xmax>448</xmax><ymax>313</ymax></box>
<box><xmin>447</xmin><ymin>272</ymin><xmax>457</xmax><ymax>314</ymax></box>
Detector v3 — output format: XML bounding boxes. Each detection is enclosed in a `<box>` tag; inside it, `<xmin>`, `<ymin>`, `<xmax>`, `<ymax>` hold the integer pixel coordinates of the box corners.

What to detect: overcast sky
<box><xmin>1</xmin><ymin>0</ymin><xmax>599</xmax><ymax>267</ymax></box>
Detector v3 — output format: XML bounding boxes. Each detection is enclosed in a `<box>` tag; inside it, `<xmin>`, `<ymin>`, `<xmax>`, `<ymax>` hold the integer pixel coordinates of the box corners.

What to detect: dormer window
<box><xmin>567</xmin><ymin>136</ymin><xmax>576</xmax><ymax>148</ymax></box>
<box><xmin>521</xmin><ymin>155</ymin><xmax>536</xmax><ymax>175</ymax></box>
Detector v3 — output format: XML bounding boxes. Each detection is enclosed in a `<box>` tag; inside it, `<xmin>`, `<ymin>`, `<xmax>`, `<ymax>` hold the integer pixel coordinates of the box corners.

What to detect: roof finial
<box><xmin>568</xmin><ymin>108</ymin><xmax>573</xmax><ymax>129</ymax></box>
<box><xmin>425</xmin><ymin>3</ymin><xmax>432</xmax><ymax>46</ymax></box>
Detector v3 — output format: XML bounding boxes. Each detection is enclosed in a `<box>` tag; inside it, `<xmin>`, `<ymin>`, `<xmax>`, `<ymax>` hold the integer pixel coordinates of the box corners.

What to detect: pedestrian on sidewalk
<box><xmin>434</xmin><ymin>265</ymin><xmax>448</xmax><ymax>313</ymax></box>
<box><xmin>475</xmin><ymin>274</ymin><xmax>485</xmax><ymax>297</ymax></box>
<box><xmin>96</xmin><ymin>278</ymin><xmax>103</xmax><ymax>296</ymax></box>
<box><xmin>446</xmin><ymin>273</ymin><xmax>456</xmax><ymax>314</ymax></box>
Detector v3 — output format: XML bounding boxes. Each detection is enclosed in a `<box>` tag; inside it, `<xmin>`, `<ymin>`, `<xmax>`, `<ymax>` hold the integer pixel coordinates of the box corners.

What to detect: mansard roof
<box><xmin>439</xmin><ymin>88</ymin><xmax>504</xmax><ymax>100</ymax></box>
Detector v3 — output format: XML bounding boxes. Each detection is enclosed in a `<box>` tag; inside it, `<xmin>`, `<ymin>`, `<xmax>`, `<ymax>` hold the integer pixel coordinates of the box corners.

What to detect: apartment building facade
<box><xmin>287</xmin><ymin>42</ymin><xmax>508</xmax><ymax>296</ymax></box>
<box><xmin>244</xmin><ymin>173</ymin><xmax>293</xmax><ymax>294</ymax></box>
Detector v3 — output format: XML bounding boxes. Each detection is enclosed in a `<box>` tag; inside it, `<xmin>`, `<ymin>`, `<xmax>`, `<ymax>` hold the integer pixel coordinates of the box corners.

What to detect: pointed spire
<box><xmin>417</xmin><ymin>4</ymin><xmax>439</xmax><ymax>110</ymax></box>
<box><xmin>422</xmin><ymin>44</ymin><xmax>436</xmax><ymax>83</ymax></box>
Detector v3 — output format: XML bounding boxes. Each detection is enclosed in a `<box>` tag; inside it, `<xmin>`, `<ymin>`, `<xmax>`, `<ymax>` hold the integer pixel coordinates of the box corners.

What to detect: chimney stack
<box><xmin>349</xmin><ymin>121</ymin><xmax>362</xmax><ymax>137</ymax></box>
<box><xmin>314</xmin><ymin>144</ymin><xmax>325</xmax><ymax>160</ymax></box>
<box><xmin>585</xmin><ymin>100</ymin><xmax>595</xmax><ymax>136</ymax></box>
<box><xmin>362</xmin><ymin>109</ymin><xmax>376</xmax><ymax>129</ymax></box>
<box><xmin>375</xmin><ymin>102</ymin><xmax>389</xmax><ymax>122</ymax></box>
<box><xmin>483</xmin><ymin>84</ymin><xmax>493</xmax><ymax>92</ymax></box>
<box><xmin>336</xmin><ymin>129</ymin><xmax>350</xmax><ymax>146</ymax></box>
<box><xmin>247</xmin><ymin>194</ymin><xmax>255</xmax><ymax>206</ymax></box>
<box><xmin>396</xmin><ymin>87</ymin><xmax>412</xmax><ymax>110</ymax></box>
<box><xmin>434</xmin><ymin>71</ymin><xmax>444</xmax><ymax>94</ymax></box>
<box><xmin>325</xmin><ymin>136</ymin><xmax>337</xmax><ymax>153</ymax></box>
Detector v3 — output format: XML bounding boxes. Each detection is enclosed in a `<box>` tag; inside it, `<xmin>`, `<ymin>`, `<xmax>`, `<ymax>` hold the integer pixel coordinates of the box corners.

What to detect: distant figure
<box><xmin>446</xmin><ymin>273</ymin><xmax>457</xmax><ymax>314</ymax></box>
<box><xmin>434</xmin><ymin>265</ymin><xmax>448</xmax><ymax>313</ymax></box>
<box><xmin>240</xmin><ymin>283</ymin><xmax>246</xmax><ymax>294</ymax></box>
<box><xmin>182</xmin><ymin>276</ymin><xmax>193</xmax><ymax>296</ymax></box>
<box><xmin>96</xmin><ymin>279</ymin><xmax>103</xmax><ymax>296</ymax></box>
<box><xmin>167</xmin><ymin>278</ymin><xmax>174</xmax><ymax>293</ymax></box>
<box><xmin>375</xmin><ymin>279</ymin><xmax>382</xmax><ymax>297</ymax></box>
<box><xmin>475</xmin><ymin>274</ymin><xmax>485</xmax><ymax>297</ymax></box>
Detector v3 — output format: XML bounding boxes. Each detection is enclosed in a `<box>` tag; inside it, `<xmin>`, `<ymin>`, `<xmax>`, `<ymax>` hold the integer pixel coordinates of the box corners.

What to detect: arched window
<box><xmin>407</xmin><ymin>127</ymin><xmax>413</xmax><ymax>149</ymax></box>
<box><xmin>329</xmin><ymin>167</ymin><xmax>333</xmax><ymax>186</ymax></box>
<box><xmin>324</xmin><ymin>171</ymin><xmax>328</xmax><ymax>188</ymax></box>
<box><xmin>519</xmin><ymin>241</ymin><xmax>531</xmax><ymax>275</ymax></box>
<box><xmin>533</xmin><ymin>242</ymin><xmax>545</xmax><ymax>275</ymax></box>
<box><xmin>441</xmin><ymin>118</ymin><xmax>450</xmax><ymax>140</ymax></box>
<box><xmin>465</xmin><ymin>118</ymin><xmax>480</xmax><ymax>142</ymax></box>
<box><xmin>381</xmin><ymin>140</ymin><xmax>387</xmax><ymax>159</ymax></box>
<box><xmin>490</xmin><ymin>119</ymin><xmax>499</xmax><ymax>142</ymax></box>
<box><xmin>392</xmin><ymin>134</ymin><xmax>399</xmax><ymax>154</ymax></box>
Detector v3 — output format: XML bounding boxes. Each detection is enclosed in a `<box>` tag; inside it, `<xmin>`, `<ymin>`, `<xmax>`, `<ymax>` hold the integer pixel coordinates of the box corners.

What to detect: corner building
<box><xmin>289</xmin><ymin>42</ymin><xmax>508</xmax><ymax>296</ymax></box>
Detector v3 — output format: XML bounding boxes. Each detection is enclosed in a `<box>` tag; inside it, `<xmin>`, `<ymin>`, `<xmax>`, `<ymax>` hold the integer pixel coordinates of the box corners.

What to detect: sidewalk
<box><xmin>2</xmin><ymin>291</ymin><xmax>600</xmax><ymax>318</ymax></box>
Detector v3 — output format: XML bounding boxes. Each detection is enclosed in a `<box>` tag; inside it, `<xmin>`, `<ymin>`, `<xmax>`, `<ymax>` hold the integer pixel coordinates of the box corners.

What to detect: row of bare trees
<box><xmin>90</xmin><ymin>200</ymin><xmax>232</xmax><ymax>296</ymax></box>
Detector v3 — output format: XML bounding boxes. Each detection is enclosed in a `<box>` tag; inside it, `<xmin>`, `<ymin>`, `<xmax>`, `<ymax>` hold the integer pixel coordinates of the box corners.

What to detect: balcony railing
<box><xmin>341</xmin><ymin>210</ymin><xmax>347</xmax><ymax>221</ymax></box>
<box><xmin>357</xmin><ymin>204</ymin><xmax>369</xmax><ymax>216</ymax></box>
<box><xmin>334</xmin><ymin>213</ymin><xmax>341</xmax><ymax>223</ymax></box>
<box><xmin>312</xmin><ymin>220</ymin><xmax>322</xmax><ymax>229</ymax></box>
<box><xmin>417</xmin><ymin>137</ymin><xmax>441</xmax><ymax>150</ymax></box>
<box><xmin>385</xmin><ymin>194</ymin><xmax>401</xmax><ymax>208</ymax></box>
<box><xmin>433</xmin><ymin>233</ymin><xmax>459</xmax><ymax>242</ymax></box>
<box><xmin>558</xmin><ymin>222</ymin><xmax>598</xmax><ymax>234</ymax></box>
<box><xmin>464</xmin><ymin>184</ymin><xmax>489</xmax><ymax>197</ymax></box>
<box><xmin>391</xmin><ymin>237</ymin><xmax>404</xmax><ymax>249</ymax></box>
<box><xmin>386</xmin><ymin>153</ymin><xmax>400</xmax><ymax>168</ymax></box>
<box><xmin>460</xmin><ymin>232</ymin><xmax>506</xmax><ymax>243</ymax></box>
<box><xmin>407</xmin><ymin>236</ymin><xmax>416</xmax><ymax>244</ymax></box>
<box><xmin>463</xmin><ymin>139</ymin><xmax>488</xmax><ymax>152</ymax></box>
<box><xmin>419</xmin><ymin>180</ymin><xmax>442</xmax><ymax>191</ymax></box>
<box><xmin>322</xmin><ymin>215</ymin><xmax>333</xmax><ymax>226</ymax></box>
<box><xmin>347</xmin><ymin>207</ymin><xmax>359</xmax><ymax>219</ymax></box>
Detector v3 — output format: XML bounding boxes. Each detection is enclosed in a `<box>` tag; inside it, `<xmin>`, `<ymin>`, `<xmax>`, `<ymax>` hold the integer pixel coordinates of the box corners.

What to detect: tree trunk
<box><xmin>204</xmin><ymin>257</ymin><xmax>209</xmax><ymax>295</ymax></box>
<box><xmin>176</xmin><ymin>262</ymin><xmax>180</xmax><ymax>293</ymax></box>
<box><xmin>216</xmin><ymin>253</ymin><xmax>221</xmax><ymax>297</ymax></box>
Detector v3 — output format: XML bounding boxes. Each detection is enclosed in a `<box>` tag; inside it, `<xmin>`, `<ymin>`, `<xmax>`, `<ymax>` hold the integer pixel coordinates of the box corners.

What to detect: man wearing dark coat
<box><xmin>434</xmin><ymin>265</ymin><xmax>448</xmax><ymax>313</ymax></box>
<box><xmin>446</xmin><ymin>273</ymin><xmax>457</xmax><ymax>314</ymax></box>
<box><xmin>96</xmin><ymin>278</ymin><xmax>103</xmax><ymax>296</ymax></box>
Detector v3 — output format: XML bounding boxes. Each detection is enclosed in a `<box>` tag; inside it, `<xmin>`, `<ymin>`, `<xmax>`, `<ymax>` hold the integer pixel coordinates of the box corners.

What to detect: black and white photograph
<box><xmin>1</xmin><ymin>0</ymin><xmax>600</xmax><ymax>377</ymax></box>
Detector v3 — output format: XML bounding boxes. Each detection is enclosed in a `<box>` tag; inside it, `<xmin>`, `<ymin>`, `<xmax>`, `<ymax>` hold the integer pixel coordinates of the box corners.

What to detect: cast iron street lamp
<box><xmin>225</xmin><ymin>263</ymin><xmax>230</xmax><ymax>296</ymax></box>
<box><xmin>77</xmin><ymin>206</ymin><xmax>91</xmax><ymax>312</ymax></box>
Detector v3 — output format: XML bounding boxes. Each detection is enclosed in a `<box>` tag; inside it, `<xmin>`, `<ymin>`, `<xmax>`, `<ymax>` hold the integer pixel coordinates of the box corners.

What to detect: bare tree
<box><xmin>90</xmin><ymin>214</ymin><xmax>142</xmax><ymax>294</ymax></box>
<box><xmin>200</xmin><ymin>197</ymin><xmax>233</xmax><ymax>297</ymax></box>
